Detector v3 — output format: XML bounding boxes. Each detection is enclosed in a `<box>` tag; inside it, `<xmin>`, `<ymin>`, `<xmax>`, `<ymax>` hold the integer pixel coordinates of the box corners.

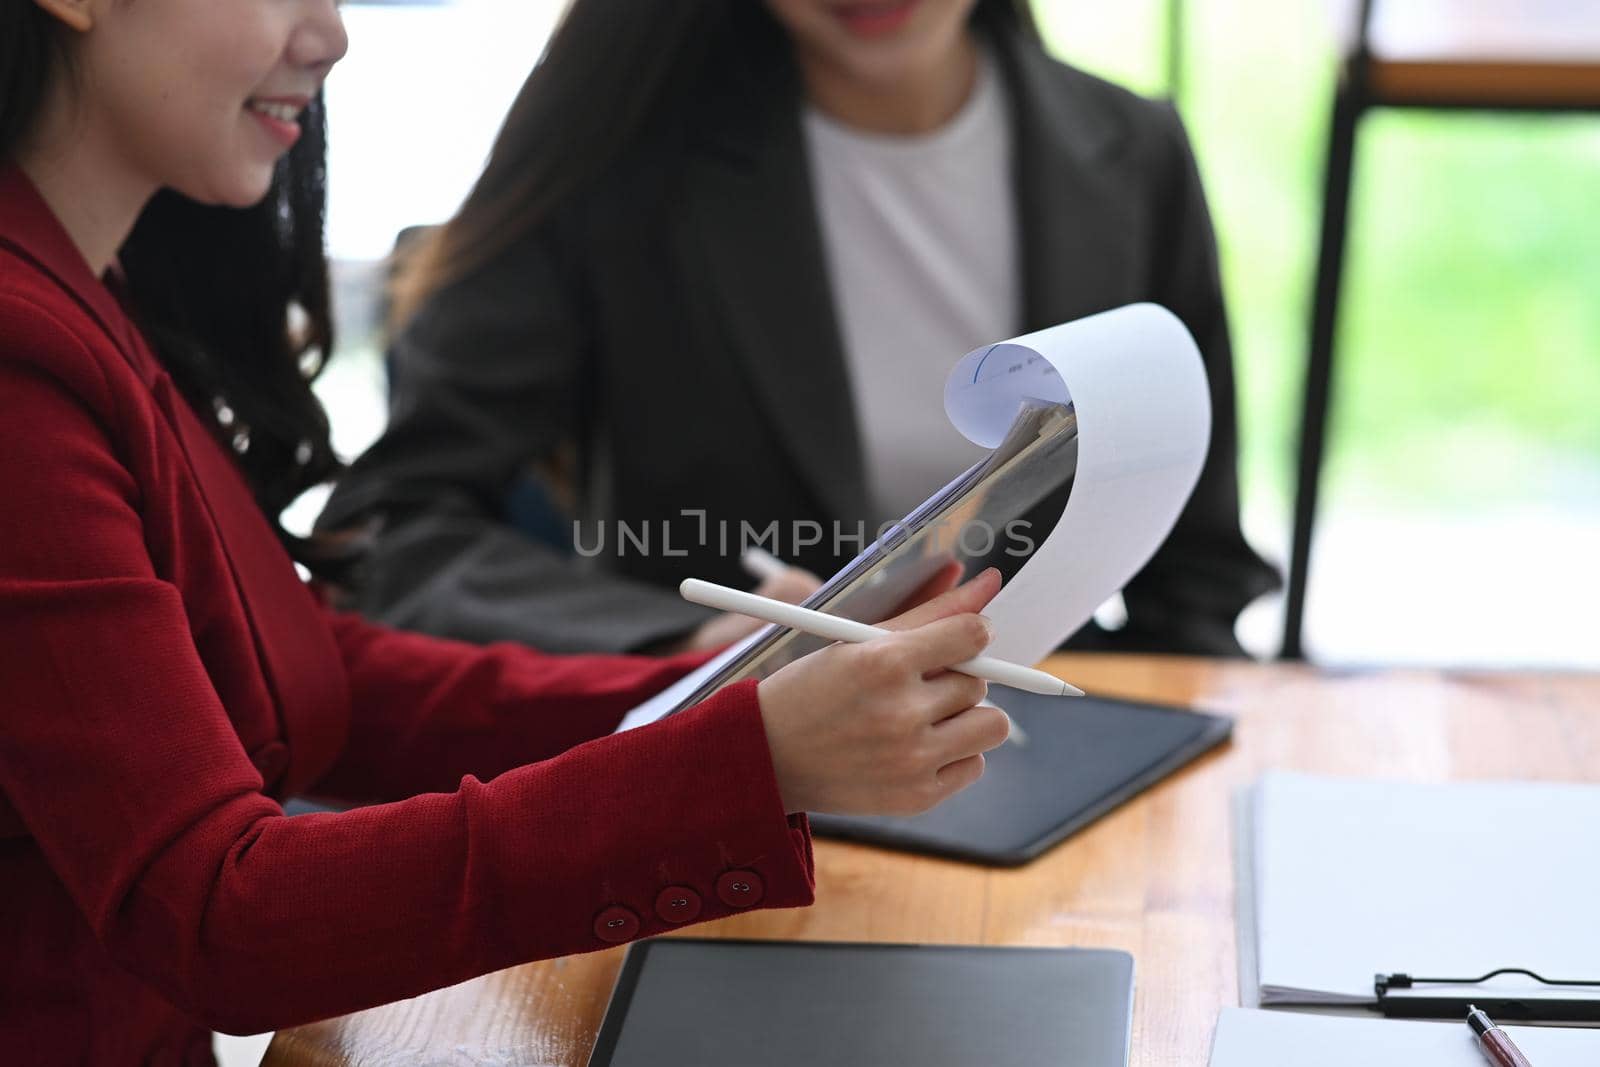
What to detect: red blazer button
<box><xmin>654</xmin><ymin>886</ymin><xmax>703</xmax><ymax>924</ymax></box>
<box><xmin>715</xmin><ymin>869</ymin><xmax>764</xmax><ymax>908</ymax></box>
<box><xmin>592</xmin><ymin>905</ymin><xmax>640</xmax><ymax>944</ymax></box>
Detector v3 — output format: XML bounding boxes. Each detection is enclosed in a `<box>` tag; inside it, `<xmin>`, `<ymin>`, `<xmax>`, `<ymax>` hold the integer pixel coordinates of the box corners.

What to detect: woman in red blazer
<box><xmin>0</xmin><ymin>1</ymin><xmax>1010</xmax><ymax>1062</ymax></box>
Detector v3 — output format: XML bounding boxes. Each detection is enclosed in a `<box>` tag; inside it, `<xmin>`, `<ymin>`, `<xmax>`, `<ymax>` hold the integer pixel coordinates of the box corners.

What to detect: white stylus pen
<box><xmin>735</xmin><ymin>552</ymin><xmax>1032</xmax><ymax>746</ymax></box>
<box><xmin>679</xmin><ymin>578</ymin><xmax>1085</xmax><ymax>698</ymax></box>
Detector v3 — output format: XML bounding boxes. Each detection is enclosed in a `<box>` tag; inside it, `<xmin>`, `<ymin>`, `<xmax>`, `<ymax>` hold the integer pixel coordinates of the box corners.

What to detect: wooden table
<box><xmin>264</xmin><ymin>655</ymin><xmax>1600</xmax><ymax>1067</ymax></box>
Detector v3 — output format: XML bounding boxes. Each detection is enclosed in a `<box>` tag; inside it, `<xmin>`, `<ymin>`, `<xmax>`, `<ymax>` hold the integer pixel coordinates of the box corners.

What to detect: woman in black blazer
<box><xmin>320</xmin><ymin>0</ymin><xmax>1279</xmax><ymax>656</ymax></box>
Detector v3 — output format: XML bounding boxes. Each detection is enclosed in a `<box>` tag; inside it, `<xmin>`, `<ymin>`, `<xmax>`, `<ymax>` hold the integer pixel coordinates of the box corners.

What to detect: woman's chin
<box><xmin>834</xmin><ymin>38</ymin><xmax>937</xmax><ymax>90</ymax></box>
<box><xmin>177</xmin><ymin>168</ymin><xmax>278</xmax><ymax>210</ymax></box>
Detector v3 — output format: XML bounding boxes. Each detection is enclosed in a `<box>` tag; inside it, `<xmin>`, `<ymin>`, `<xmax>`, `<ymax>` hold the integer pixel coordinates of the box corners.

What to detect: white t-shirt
<box><xmin>803</xmin><ymin>48</ymin><xmax>1020</xmax><ymax>523</ymax></box>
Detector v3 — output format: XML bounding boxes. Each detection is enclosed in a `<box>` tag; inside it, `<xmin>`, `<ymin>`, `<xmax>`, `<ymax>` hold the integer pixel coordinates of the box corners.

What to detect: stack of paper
<box><xmin>1210</xmin><ymin>1008</ymin><xmax>1600</xmax><ymax>1066</ymax></box>
<box><xmin>1236</xmin><ymin>772</ymin><xmax>1600</xmax><ymax>1009</ymax></box>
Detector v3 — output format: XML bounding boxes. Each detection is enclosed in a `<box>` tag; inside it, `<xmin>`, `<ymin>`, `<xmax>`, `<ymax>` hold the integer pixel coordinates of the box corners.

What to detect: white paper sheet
<box><xmin>943</xmin><ymin>302</ymin><xmax>1209</xmax><ymax>666</ymax></box>
<box><xmin>1246</xmin><ymin>772</ymin><xmax>1600</xmax><ymax>1005</ymax></box>
<box><xmin>616</xmin><ymin>303</ymin><xmax>1210</xmax><ymax>731</ymax></box>
<box><xmin>1210</xmin><ymin>1008</ymin><xmax>1600</xmax><ymax>1067</ymax></box>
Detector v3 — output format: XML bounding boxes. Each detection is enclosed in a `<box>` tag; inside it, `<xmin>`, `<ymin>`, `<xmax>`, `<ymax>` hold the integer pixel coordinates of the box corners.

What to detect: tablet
<box><xmin>809</xmin><ymin>687</ymin><xmax>1231</xmax><ymax>866</ymax></box>
<box><xmin>587</xmin><ymin>939</ymin><xmax>1134</xmax><ymax>1067</ymax></box>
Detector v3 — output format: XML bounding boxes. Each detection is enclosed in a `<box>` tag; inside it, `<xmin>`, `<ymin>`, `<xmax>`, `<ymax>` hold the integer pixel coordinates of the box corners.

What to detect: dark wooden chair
<box><xmin>1281</xmin><ymin>0</ymin><xmax>1600</xmax><ymax>658</ymax></box>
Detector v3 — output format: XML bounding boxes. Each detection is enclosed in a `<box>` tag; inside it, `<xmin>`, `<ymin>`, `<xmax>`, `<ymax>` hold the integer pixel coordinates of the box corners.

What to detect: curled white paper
<box><xmin>943</xmin><ymin>302</ymin><xmax>1210</xmax><ymax>665</ymax></box>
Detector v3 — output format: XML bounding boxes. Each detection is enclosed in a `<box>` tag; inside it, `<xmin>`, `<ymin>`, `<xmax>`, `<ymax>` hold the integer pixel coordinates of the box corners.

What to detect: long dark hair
<box><xmin>392</xmin><ymin>0</ymin><xmax>1039</xmax><ymax>325</ymax></box>
<box><xmin>2</xmin><ymin>4</ymin><xmax>347</xmax><ymax>577</ymax></box>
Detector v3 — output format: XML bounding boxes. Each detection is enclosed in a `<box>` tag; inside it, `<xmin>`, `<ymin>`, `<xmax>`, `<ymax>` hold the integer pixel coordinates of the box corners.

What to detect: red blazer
<box><xmin>0</xmin><ymin>166</ymin><xmax>814</xmax><ymax>1065</ymax></box>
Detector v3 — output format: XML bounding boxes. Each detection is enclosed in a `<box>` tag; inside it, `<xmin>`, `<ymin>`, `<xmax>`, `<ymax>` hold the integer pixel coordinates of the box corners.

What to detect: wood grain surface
<box><xmin>264</xmin><ymin>655</ymin><xmax>1600</xmax><ymax>1067</ymax></box>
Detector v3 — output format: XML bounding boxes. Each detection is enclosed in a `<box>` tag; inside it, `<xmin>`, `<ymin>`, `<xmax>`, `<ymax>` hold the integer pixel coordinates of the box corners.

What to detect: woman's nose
<box><xmin>289</xmin><ymin>0</ymin><xmax>350</xmax><ymax>75</ymax></box>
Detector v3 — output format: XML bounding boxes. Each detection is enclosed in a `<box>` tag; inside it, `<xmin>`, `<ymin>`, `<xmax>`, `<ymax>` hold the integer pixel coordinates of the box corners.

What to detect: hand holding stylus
<box><xmin>752</xmin><ymin>569</ymin><xmax>1016</xmax><ymax>815</ymax></box>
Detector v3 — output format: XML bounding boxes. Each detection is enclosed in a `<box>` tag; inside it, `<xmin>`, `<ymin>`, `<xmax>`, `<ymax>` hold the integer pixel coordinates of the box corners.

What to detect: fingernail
<box><xmin>977</xmin><ymin>614</ymin><xmax>994</xmax><ymax>641</ymax></box>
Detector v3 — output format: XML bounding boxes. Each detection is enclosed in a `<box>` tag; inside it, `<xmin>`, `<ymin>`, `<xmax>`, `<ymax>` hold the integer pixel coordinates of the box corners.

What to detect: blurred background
<box><xmin>291</xmin><ymin>0</ymin><xmax>1600</xmax><ymax>668</ymax></box>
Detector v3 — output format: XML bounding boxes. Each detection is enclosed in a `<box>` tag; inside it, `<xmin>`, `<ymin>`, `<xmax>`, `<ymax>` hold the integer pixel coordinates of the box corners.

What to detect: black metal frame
<box><xmin>1280</xmin><ymin>0</ymin><xmax>1600</xmax><ymax>659</ymax></box>
<box><xmin>1165</xmin><ymin>0</ymin><xmax>1185</xmax><ymax>102</ymax></box>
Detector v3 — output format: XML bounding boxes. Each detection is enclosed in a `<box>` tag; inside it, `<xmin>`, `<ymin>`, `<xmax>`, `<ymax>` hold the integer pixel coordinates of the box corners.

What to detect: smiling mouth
<box><xmin>246</xmin><ymin>99</ymin><xmax>304</xmax><ymax>122</ymax></box>
<box><xmin>831</xmin><ymin>0</ymin><xmax>920</xmax><ymax>37</ymax></box>
<box><xmin>245</xmin><ymin>97</ymin><xmax>307</xmax><ymax>149</ymax></box>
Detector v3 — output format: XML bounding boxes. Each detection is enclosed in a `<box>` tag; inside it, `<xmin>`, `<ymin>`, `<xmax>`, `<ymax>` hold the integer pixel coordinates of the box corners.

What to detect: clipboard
<box><xmin>618</xmin><ymin>306</ymin><xmax>1216</xmax><ymax>737</ymax></box>
<box><xmin>1374</xmin><ymin>969</ymin><xmax>1600</xmax><ymax>1022</ymax></box>
<box><xmin>668</xmin><ymin>401</ymin><xmax>1079</xmax><ymax>712</ymax></box>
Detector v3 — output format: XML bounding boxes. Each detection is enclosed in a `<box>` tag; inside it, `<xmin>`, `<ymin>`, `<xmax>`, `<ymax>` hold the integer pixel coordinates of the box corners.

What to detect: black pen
<box><xmin>1467</xmin><ymin>1004</ymin><xmax>1534</xmax><ymax>1067</ymax></box>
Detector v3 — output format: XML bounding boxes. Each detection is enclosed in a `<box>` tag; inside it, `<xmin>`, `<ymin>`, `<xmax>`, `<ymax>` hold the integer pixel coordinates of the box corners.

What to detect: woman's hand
<box><xmin>756</xmin><ymin>568</ymin><xmax>1010</xmax><ymax>816</ymax></box>
<box><xmin>678</xmin><ymin>566</ymin><xmax>823</xmax><ymax>652</ymax></box>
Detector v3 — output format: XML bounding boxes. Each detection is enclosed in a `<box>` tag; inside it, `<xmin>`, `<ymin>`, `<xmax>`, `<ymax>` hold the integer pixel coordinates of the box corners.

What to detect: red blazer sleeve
<box><xmin>0</xmin><ymin>320</ymin><xmax>813</xmax><ymax>1035</ymax></box>
<box><xmin>313</xmin><ymin>611</ymin><xmax>720</xmax><ymax>801</ymax></box>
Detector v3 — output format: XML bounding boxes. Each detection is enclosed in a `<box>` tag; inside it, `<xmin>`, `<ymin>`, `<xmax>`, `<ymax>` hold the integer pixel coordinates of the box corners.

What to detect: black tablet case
<box><xmin>809</xmin><ymin>687</ymin><xmax>1231</xmax><ymax>866</ymax></box>
<box><xmin>587</xmin><ymin>939</ymin><xmax>1135</xmax><ymax>1067</ymax></box>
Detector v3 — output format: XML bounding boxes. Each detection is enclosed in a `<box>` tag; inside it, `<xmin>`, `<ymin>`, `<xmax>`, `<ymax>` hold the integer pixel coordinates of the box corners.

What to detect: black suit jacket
<box><xmin>319</xmin><ymin>24</ymin><xmax>1280</xmax><ymax>655</ymax></box>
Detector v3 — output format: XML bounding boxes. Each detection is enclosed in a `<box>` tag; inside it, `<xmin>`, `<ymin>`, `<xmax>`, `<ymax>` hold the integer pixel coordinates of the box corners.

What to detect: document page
<box><xmin>1210</xmin><ymin>1008</ymin><xmax>1600</xmax><ymax>1067</ymax></box>
<box><xmin>1246</xmin><ymin>772</ymin><xmax>1600</xmax><ymax>1005</ymax></box>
